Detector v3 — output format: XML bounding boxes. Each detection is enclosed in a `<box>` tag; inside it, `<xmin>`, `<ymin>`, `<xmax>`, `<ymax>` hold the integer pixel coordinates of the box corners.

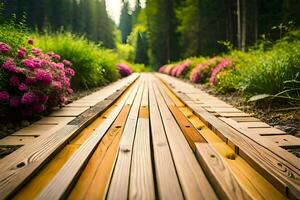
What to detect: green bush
<box><xmin>33</xmin><ymin>32</ymin><xmax>119</xmax><ymax>89</ymax></box>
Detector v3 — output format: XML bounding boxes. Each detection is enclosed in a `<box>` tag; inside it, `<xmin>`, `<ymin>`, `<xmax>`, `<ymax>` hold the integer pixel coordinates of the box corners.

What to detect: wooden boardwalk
<box><xmin>0</xmin><ymin>73</ymin><xmax>299</xmax><ymax>200</ymax></box>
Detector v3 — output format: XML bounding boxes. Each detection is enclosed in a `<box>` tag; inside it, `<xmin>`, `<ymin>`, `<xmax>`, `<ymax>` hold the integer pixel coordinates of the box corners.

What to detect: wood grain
<box><xmin>36</xmin><ymin>80</ymin><xmax>140</xmax><ymax>200</ymax></box>
<box><xmin>179</xmin><ymin>105</ymin><xmax>286</xmax><ymax>200</ymax></box>
<box><xmin>148</xmin><ymin>80</ymin><xmax>184</xmax><ymax>200</ymax></box>
<box><xmin>196</xmin><ymin>143</ymin><xmax>251</xmax><ymax>200</ymax></box>
<box><xmin>153</xmin><ymin>81</ymin><xmax>217</xmax><ymax>200</ymax></box>
<box><xmin>157</xmin><ymin>73</ymin><xmax>300</xmax><ymax>198</ymax></box>
<box><xmin>129</xmin><ymin>79</ymin><xmax>155</xmax><ymax>200</ymax></box>
<box><xmin>106</xmin><ymin>80</ymin><xmax>145</xmax><ymax>200</ymax></box>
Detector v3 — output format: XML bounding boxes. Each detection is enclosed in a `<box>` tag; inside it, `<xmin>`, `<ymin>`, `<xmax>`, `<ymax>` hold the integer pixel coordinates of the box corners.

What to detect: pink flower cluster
<box><xmin>209</xmin><ymin>58</ymin><xmax>232</xmax><ymax>85</ymax></box>
<box><xmin>159</xmin><ymin>60</ymin><xmax>192</xmax><ymax>77</ymax></box>
<box><xmin>0</xmin><ymin>42</ymin><xmax>11</xmax><ymax>53</ymax></box>
<box><xmin>189</xmin><ymin>57</ymin><xmax>219</xmax><ymax>83</ymax></box>
<box><xmin>158</xmin><ymin>57</ymin><xmax>233</xmax><ymax>86</ymax></box>
<box><xmin>117</xmin><ymin>63</ymin><xmax>133</xmax><ymax>77</ymax></box>
<box><xmin>0</xmin><ymin>39</ymin><xmax>76</xmax><ymax>118</ymax></box>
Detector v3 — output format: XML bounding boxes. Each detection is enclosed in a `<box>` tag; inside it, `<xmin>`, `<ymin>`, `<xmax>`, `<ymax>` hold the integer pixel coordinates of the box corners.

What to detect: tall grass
<box><xmin>33</xmin><ymin>32</ymin><xmax>120</xmax><ymax>89</ymax></box>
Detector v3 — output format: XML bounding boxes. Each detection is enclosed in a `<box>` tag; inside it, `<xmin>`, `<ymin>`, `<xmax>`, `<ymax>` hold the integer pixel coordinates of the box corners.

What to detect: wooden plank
<box><xmin>13</xmin><ymin>87</ymin><xmax>133</xmax><ymax>200</ymax></box>
<box><xmin>36</xmin><ymin>81</ymin><xmax>141</xmax><ymax>200</ymax></box>
<box><xmin>218</xmin><ymin>112</ymin><xmax>251</xmax><ymax>117</ymax></box>
<box><xmin>230</xmin><ymin>117</ymin><xmax>261</xmax><ymax>122</ymax></box>
<box><xmin>179</xmin><ymin>105</ymin><xmax>286</xmax><ymax>200</ymax></box>
<box><xmin>148</xmin><ymin>80</ymin><xmax>184</xmax><ymax>200</ymax></box>
<box><xmin>244</xmin><ymin>128</ymin><xmax>286</xmax><ymax>135</ymax></box>
<box><xmin>11</xmin><ymin>124</ymin><xmax>57</xmax><ymax>136</ymax></box>
<box><xmin>0</xmin><ymin>125</ymin><xmax>79</xmax><ymax>199</ymax></box>
<box><xmin>106</xmin><ymin>80</ymin><xmax>145</xmax><ymax>200</ymax></box>
<box><xmin>153</xmin><ymin>81</ymin><xmax>217</xmax><ymax>200</ymax></box>
<box><xmin>49</xmin><ymin>107</ymin><xmax>90</xmax><ymax>117</ymax></box>
<box><xmin>157</xmin><ymin>73</ymin><xmax>300</xmax><ymax>198</ymax></box>
<box><xmin>68</xmin><ymin>105</ymin><xmax>131</xmax><ymax>200</ymax></box>
<box><xmin>0</xmin><ymin>136</ymin><xmax>35</xmax><ymax>146</ymax></box>
<box><xmin>265</xmin><ymin>135</ymin><xmax>300</xmax><ymax>147</ymax></box>
<box><xmin>67</xmin><ymin>80</ymin><xmax>141</xmax><ymax>200</ymax></box>
<box><xmin>34</xmin><ymin>117</ymin><xmax>75</xmax><ymax>125</ymax></box>
<box><xmin>196</xmin><ymin>143</ymin><xmax>251</xmax><ymax>200</ymax></box>
<box><xmin>129</xmin><ymin>79</ymin><xmax>155</xmax><ymax>200</ymax></box>
<box><xmin>158</xmin><ymin>82</ymin><xmax>207</xmax><ymax>151</ymax></box>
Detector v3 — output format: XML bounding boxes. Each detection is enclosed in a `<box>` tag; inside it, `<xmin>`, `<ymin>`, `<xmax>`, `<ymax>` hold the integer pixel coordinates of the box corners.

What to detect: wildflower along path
<box><xmin>0</xmin><ymin>73</ymin><xmax>299</xmax><ymax>200</ymax></box>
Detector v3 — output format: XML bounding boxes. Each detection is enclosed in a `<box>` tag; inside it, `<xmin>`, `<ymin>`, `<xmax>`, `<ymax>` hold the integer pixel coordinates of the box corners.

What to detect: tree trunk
<box><xmin>241</xmin><ymin>0</ymin><xmax>246</xmax><ymax>51</ymax></box>
<box><xmin>237</xmin><ymin>0</ymin><xmax>241</xmax><ymax>50</ymax></box>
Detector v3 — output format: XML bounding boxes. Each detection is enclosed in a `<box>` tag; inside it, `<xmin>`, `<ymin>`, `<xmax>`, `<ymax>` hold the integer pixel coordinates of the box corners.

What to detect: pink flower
<box><xmin>35</xmin><ymin>69</ymin><xmax>53</xmax><ymax>85</ymax></box>
<box><xmin>21</xmin><ymin>92</ymin><xmax>39</xmax><ymax>105</ymax></box>
<box><xmin>18</xmin><ymin>83</ymin><xmax>28</xmax><ymax>92</ymax></box>
<box><xmin>2</xmin><ymin>58</ymin><xmax>17</xmax><ymax>72</ymax></box>
<box><xmin>0</xmin><ymin>42</ymin><xmax>11</xmax><ymax>53</ymax></box>
<box><xmin>9</xmin><ymin>76</ymin><xmax>20</xmax><ymax>87</ymax></box>
<box><xmin>17</xmin><ymin>49</ymin><xmax>26</xmax><ymax>59</ymax></box>
<box><xmin>47</xmin><ymin>52</ymin><xmax>61</xmax><ymax>60</ymax></box>
<box><xmin>31</xmin><ymin>48</ymin><xmax>42</xmax><ymax>56</ymax></box>
<box><xmin>25</xmin><ymin>77</ymin><xmax>37</xmax><ymax>84</ymax></box>
<box><xmin>209</xmin><ymin>58</ymin><xmax>232</xmax><ymax>85</ymax></box>
<box><xmin>117</xmin><ymin>63</ymin><xmax>133</xmax><ymax>77</ymax></box>
<box><xmin>63</xmin><ymin>60</ymin><xmax>73</xmax><ymax>67</ymax></box>
<box><xmin>51</xmin><ymin>81</ymin><xmax>63</xmax><ymax>90</ymax></box>
<box><xmin>10</xmin><ymin>97</ymin><xmax>20</xmax><ymax>108</ymax></box>
<box><xmin>65</xmin><ymin>67</ymin><xmax>75</xmax><ymax>77</ymax></box>
<box><xmin>67</xmin><ymin>88</ymin><xmax>73</xmax><ymax>95</ymax></box>
<box><xmin>28</xmin><ymin>38</ymin><xmax>34</xmax><ymax>45</ymax></box>
<box><xmin>21</xmin><ymin>59</ymin><xmax>35</xmax><ymax>69</ymax></box>
<box><xmin>33</xmin><ymin>104</ymin><xmax>45</xmax><ymax>113</ymax></box>
<box><xmin>159</xmin><ymin>66</ymin><xmax>166</xmax><ymax>73</ymax></box>
<box><xmin>0</xmin><ymin>91</ymin><xmax>9</xmax><ymax>102</ymax></box>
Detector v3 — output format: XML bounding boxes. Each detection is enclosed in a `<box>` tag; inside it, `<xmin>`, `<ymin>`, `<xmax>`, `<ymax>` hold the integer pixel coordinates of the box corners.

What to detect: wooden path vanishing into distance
<box><xmin>0</xmin><ymin>73</ymin><xmax>299</xmax><ymax>200</ymax></box>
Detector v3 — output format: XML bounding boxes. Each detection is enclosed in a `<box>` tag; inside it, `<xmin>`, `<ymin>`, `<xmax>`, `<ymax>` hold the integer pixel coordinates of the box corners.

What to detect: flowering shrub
<box><xmin>209</xmin><ymin>58</ymin><xmax>232</xmax><ymax>85</ymax></box>
<box><xmin>189</xmin><ymin>57</ymin><xmax>220</xmax><ymax>83</ymax></box>
<box><xmin>159</xmin><ymin>60</ymin><xmax>192</xmax><ymax>78</ymax></box>
<box><xmin>0</xmin><ymin>39</ymin><xmax>75</xmax><ymax>118</ymax></box>
<box><xmin>117</xmin><ymin>63</ymin><xmax>133</xmax><ymax>77</ymax></box>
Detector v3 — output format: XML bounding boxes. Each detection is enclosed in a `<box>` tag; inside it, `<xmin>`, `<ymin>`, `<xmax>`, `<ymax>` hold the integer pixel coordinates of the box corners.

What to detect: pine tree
<box><xmin>119</xmin><ymin>0</ymin><xmax>132</xmax><ymax>43</ymax></box>
<box><xmin>134</xmin><ymin>31</ymin><xmax>148</xmax><ymax>64</ymax></box>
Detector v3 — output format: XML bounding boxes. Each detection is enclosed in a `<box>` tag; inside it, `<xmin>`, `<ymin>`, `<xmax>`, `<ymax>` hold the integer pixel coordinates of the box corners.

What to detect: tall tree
<box><xmin>119</xmin><ymin>0</ymin><xmax>132</xmax><ymax>43</ymax></box>
<box><xmin>132</xmin><ymin>0</ymin><xmax>141</xmax><ymax>26</ymax></box>
<box><xmin>146</xmin><ymin>0</ymin><xmax>180</xmax><ymax>68</ymax></box>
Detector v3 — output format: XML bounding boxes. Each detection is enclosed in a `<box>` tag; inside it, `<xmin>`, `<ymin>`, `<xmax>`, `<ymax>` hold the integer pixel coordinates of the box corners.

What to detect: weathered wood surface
<box><xmin>153</xmin><ymin>80</ymin><xmax>218</xmax><ymax>200</ymax></box>
<box><xmin>148</xmin><ymin>80</ymin><xmax>184</xmax><ymax>200</ymax></box>
<box><xmin>36</xmin><ymin>80</ymin><xmax>141</xmax><ymax>200</ymax></box>
<box><xmin>129</xmin><ymin>79</ymin><xmax>155</xmax><ymax>200</ymax></box>
<box><xmin>107</xmin><ymin>81</ymin><xmax>145</xmax><ymax>200</ymax></box>
<box><xmin>156</xmin><ymin>73</ymin><xmax>300</xmax><ymax>198</ymax></box>
<box><xmin>196</xmin><ymin>143</ymin><xmax>252</xmax><ymax>200</ymax></box>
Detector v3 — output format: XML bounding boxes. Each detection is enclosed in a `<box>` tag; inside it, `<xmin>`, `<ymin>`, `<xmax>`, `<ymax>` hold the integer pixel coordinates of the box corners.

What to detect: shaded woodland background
<box><xmin>1</xmin><ymin>0</ymin><xmax>300</xmax><ymax>68</ymax></box>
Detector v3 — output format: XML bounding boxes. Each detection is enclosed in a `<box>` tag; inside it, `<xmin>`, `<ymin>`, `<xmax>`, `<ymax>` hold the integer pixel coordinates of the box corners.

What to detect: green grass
<box><xmin>33</xmin><ymin>32</ymin><xmax>120</xmax><ymax>89</ymax></box>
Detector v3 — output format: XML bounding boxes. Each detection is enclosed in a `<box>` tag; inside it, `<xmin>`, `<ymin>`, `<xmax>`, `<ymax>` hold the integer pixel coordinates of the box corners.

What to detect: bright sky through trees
<box><xmin>106</xmin><ymin>0</ymin><xmax>145</xmax><ymax>24</ymax></box>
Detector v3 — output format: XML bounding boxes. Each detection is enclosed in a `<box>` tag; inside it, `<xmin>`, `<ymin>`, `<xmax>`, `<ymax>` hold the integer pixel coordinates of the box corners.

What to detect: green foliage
<box><xmin>0</xmin><ymin>14</ymin><xmax>29</xmax><ymax>52</ymax></box>
<box><xmin>146</xmin><ymin>0</ymin><xmax>180</xmax><ymax>68</ymax></box>
<box><xmin>127</xmin><ymin>25</ymin><xmax>149</xmax><ymax>64</ymax></box>
<box><xmin>1</xmin><ymin>0</ymin><xmax>116</xmax><ymax>48</ymax></box>
<box><xmin>33</xmin><ymin>32</ymin><xmax>119</xmax><ymax>89</ymax></box>
<box><xmin>120</xmin><ymin>60</ymin><xmax>152</xmax><ymax>72</ymax></box>
<box><xmin>116</xmin><ymin>43</ymin><xmax>135</xmax><ymax>62</ymax></box>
